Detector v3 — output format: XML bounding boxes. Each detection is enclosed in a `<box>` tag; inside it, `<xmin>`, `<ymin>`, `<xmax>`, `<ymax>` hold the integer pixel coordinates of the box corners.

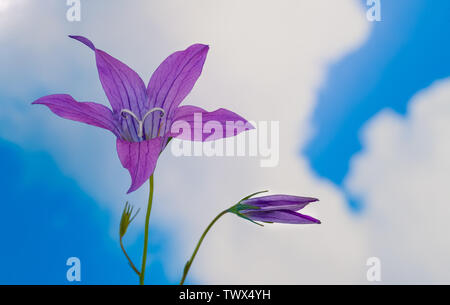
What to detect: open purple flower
<box><xmin>33</xmin><ymin>36</ymin><xmax>253</xmax><ymax>193</ymax></box>
<box><xmin>232</xmin><ymin>194</ymin><xmax>320</xmax><ymax>224</ymax></box>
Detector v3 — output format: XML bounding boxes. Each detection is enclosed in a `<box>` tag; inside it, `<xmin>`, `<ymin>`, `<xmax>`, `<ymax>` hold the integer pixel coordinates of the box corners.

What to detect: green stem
<box><xmin>180</xmin><ymin>209</ymin><xmax>229</xmax><ymax>285</ymax></box>
<box><xmin>120</xmin><ymin>237</ymin><xmax>140</xmax><ymax>276</ymax></box>
<box><xmin>139</xmin><ymin>175</ymin><xmax>154</xmax><ymax>285</ymax></box>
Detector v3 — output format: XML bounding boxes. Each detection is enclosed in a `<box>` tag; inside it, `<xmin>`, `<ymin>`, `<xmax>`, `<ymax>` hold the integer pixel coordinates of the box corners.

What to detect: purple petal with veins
<box><xmin>32</xmin><ymin>94</ymin><xmax>120</xmax><ymax>137</ymax></box>
<box><xmin>168</xmin><ymin>106</ymin><xmax>254</xmax><ymax>141</ymax></box>
<box><xmin>146</xmin><ymin>44</ymin><xmax>209</xmax><ymax>139</ymax></box>
<box><xmin>116</xmin><ymin>137</ymin><xmax>162</xmax><ymax>193</ymax></box>
<box><xmin>243</xmin><ymin>210</ymin><xmax>321</xmax><ymax>224</ymax></box>
<box><xmin>242</xmin><ymin>195</ymin><xmax>318</xmax><ymax>212</ymax></box>
<box><xmin>69</xmin><ymin>35</ymin><xmax>147</xmax><ymax>142</ymax></box>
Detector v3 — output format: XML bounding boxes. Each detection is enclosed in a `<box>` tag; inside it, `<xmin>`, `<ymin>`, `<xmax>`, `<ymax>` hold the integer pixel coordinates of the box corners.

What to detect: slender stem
<box><xmin>120</xmin><ymin>237</ymin><xmax>140</xmax><ymax>276</ymax></box>
<box><xmin>180</xmin><ymin>209</ymin><xmax>229</xmax><ymax>285</ymax></box>
<box><xmin>139</xmin><ymin>175</ymin><xmax>154</xmax><ymax>285</ymax></box>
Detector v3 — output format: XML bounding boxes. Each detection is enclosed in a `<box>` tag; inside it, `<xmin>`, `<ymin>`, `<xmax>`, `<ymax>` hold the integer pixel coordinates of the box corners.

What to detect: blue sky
<box><xmin>0</xmin><ymin>139</ymin><xmax>171</xmax><ymax>284</ymax></box>
<box><xmin>304</xmin><ymin>0</ymin><xmax>450</xmax><ymax>211</ymax></box>
<box><xmin>1</xmin><ymin>0</ymin><xmax>450</xmax><ymax>284</ymax></box>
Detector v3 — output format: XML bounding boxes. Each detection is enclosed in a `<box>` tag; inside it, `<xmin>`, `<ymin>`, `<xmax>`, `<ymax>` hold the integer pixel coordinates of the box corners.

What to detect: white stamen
<box><xmin>120</xmin><ymin>108</ymin><xmax>166</xmax><ymax>139</ymax></box>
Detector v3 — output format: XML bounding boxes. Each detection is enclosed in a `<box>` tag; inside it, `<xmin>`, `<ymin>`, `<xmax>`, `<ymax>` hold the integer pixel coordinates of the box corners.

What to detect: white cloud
<box><xmin>1</xmin><ymin>0</ymin><xmax>372</xmax><ymax>283</ymax></box>
<box><xmin>148</xmin><ymin>0</ymin><xmax>372</xmax><ymax>283</ymax></box>
<box><xmin>0</xmin><ymin>0</ymin><xmax>10</xmax><ymax>12</ymax></box>
<box><xmin>346</xmin><ymin>78</ymin><xmax>450</xmax><ymax>283</ymax></box>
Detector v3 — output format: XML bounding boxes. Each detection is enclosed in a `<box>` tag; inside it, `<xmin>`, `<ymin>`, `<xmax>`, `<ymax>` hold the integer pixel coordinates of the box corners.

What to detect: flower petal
<box><xmin>243</xmin><ymin>210</ymin><xmax>321</xmax><ymax>224</ymax></box>
<box><xmin>116</xmin><ymin>137</ymin><xmax>162</xmax><ymax>193</ymax></box>
<box><xmin>146</xmin><ymin>44</ymin><xmax>209</xmax><ymax>138</ymax></box>
<box><xmin>69</xmin><ymin>35</ymin><xmax>147</xmax><ymax>141</ymax></box>
<box><xmin>167</xmin><ymin>106</ymin><xmax>254</xmax><ymax>141</ymax></box>
<box><xmin>242</xmin><ymin>195</ymin><xmax>319</xmax><ymax>212</ymax></box>
<box><xmin>32</xmin><ymin>94</ymin><xmax>119</xmax><ymax>136</ymax></box>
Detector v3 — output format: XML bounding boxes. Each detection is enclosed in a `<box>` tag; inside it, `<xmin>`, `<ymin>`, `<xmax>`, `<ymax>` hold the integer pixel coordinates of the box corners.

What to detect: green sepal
<box><xmin>236</xmin><ymin>212</ymin><xmax>264</xmax><ymax>227</ymax></box>
<box><xmin>227</xmin><ymin>189</ymin><xmax>269</xmax><ymax>214</ymax></box>
<box><xmin>119</xmin><ymin>202</ymin><xmax>140</xmax><ymax>239</ymax></box>
<box><xmin>238</xmin><ymin>190</ymin><xmax>269</xmax><ymax>203</ymax></box>
<box><xmin>227</xmin><ymin>205</ymin><xmax>263</xmax><ymax>227</ymax></box>
<box><xmin>227</xmin><ymin>202</ymin><xmax>260</xmax><ymax>214</ymax></box>
<box><xmin>226</xmin><ymin>190</ymin><xmax>270</xmax><ymax>227</ymax></box>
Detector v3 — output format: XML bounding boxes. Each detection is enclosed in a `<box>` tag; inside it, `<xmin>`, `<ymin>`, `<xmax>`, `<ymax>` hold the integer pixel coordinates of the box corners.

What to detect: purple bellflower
<box><xmin>33</xmin><ymin>36</ymin><xmax>252</xmax><ymax>193</ymax></box>
<box><xmin>230</xmin><ymin>194</ymin><xmax>320</xmax><ymax>225</ymax></box>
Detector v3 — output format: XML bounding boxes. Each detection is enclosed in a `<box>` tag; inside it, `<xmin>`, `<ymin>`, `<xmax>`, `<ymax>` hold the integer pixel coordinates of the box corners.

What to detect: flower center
<box><xmin>120</xmin><ymin>107</ymin><xmax>166</xmax><ymax>139</ymax></box>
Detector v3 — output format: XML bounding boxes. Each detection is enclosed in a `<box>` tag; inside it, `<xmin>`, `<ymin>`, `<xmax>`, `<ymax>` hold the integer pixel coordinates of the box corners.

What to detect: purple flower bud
<box><xmin>237</xmin><ymin>195</ymin><xmax>320</xmax><ymax>225</ymax></box>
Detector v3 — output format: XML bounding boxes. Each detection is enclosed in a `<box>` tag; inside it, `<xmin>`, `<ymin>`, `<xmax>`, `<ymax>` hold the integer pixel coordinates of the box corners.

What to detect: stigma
<box><xmin>120</xmin><ymin>107</ymin><xmax>165</xmax><ymax>139</ymax></box>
